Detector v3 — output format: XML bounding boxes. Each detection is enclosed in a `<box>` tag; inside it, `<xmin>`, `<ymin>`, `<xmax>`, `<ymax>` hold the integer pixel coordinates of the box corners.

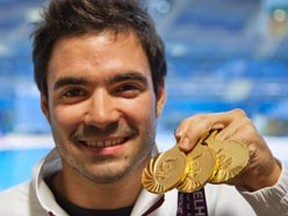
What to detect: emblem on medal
<box><xmin>142</xmin><ymin>145</ymin><xmax>188</xmax><ymax>194</ymax></box>
<box><xmin>204</xmin><ymin>130</ymin><xmax>250</xmax><ymax>184</ymax></box>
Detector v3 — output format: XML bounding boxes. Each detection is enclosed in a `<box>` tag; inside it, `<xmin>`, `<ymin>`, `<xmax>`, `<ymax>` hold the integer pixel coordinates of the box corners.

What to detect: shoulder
<box><xmin>0</xmin><ymin>181</ymin><xmax>31</xmax><ymax>201</ymax></box>
<box><xmin>0</xmin><ymin>181</ymin><xmax>46</xmax><ymax>216</ymax></box>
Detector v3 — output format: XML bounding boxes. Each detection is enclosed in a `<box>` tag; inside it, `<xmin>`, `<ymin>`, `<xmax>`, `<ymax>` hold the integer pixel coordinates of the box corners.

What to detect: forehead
<box><xmin>47</xmin><ymin>30</ymin><xmax>152</xmax><ymax>86</ymax></box>
<box><xmin>50</xmin><ymin>30</ymin><xmax>145</xmax><ymax>62</ymax></box>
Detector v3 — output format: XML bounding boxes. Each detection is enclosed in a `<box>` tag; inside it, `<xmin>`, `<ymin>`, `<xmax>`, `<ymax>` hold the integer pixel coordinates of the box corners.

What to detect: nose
<box><xmin>84</xmin><ymin>89</ymin><xmax>120</xmax><ymax>129</ymax></box>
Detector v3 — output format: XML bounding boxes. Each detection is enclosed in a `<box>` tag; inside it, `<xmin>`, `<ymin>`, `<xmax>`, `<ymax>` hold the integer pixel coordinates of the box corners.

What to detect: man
<box><xmin>0</xmin><ymin>0</ymin><xmax>287</xmax><ymax>215</ymax></box>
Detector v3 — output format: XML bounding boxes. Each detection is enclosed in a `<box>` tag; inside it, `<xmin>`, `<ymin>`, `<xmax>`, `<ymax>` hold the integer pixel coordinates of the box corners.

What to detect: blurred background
<box><xmin>1</xmin><ymin>0</ymin><xmax>288</xmax><ymax>190</ymax></box>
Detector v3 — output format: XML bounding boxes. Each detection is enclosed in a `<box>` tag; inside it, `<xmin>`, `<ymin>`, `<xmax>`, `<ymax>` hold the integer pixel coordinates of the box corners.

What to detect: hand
<box><xmin>174</xmin><ymin>109</ymin><xmax>282</xmax><ymax>191</ymax></box>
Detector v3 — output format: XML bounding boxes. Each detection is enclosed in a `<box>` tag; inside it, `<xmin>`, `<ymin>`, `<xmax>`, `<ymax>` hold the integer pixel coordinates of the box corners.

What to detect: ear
<box><xmin>41</xmin><ymin>94</ymin><xmax>51</xmax><ymax>124</ymax></box>
<box><xmin>156</xmin><ymin>79</ymin><xmax>166</xmax><ymax>117</ymax></box>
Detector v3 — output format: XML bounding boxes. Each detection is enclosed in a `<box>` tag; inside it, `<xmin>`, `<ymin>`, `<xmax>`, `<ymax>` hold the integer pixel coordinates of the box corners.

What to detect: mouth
<box><xmin>78</xmin><ymin>137</ymin><xmax>129</xmax><ymax>148</ymax></box>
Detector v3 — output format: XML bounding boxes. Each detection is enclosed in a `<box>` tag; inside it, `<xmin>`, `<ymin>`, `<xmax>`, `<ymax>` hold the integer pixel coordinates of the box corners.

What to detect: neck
<box><xmin>53</xmin><ymin>163</ymin><xmax>146</xmax><ymax>210</ymax></box>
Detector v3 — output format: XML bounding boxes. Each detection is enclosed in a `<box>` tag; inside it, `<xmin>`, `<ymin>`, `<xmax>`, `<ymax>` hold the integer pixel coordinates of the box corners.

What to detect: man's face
<box><xmin>41</xmin><ymin>31</ymin><xmax>166</xmax><ymax>184</ymax></box>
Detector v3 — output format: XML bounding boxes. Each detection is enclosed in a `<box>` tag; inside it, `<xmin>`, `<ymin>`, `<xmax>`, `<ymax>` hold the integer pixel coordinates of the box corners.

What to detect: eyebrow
<box><xmin>108</xmin><ymin>72</ymin><xmax>148</xmax><ymax>85</ymax></box>
<box><xmin>53</xmin><ymin>77</ymin><xmax>90</xmax><ymax>91</ymax></box>
<box><xmin>53</xmin><ymin>72</ymin><xmax>148</xmax><ymax>90</ymax></box>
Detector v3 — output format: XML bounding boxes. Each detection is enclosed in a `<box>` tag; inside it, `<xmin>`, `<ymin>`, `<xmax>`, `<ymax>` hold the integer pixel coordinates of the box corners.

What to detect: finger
<box><xmin>175</xmin><ymin>116</ymin><xmax>208</xmax><ymax>151</ymax></box>
<box><xmin>215</xmin><ymin>116</ymin><xmax>250</xmax><ymax>141</ymax></box>
<box><xmin>207</xmin><ymin>108</ymin><xmax>247</xmax><ymax>128</ymax></box>
<box><xmin>174</xmin><ymin>109</ymin><xmax>246</xmax><ymax>152</ymax></box>
<box><xmin>216</xmin><ymin>117</ymin><xmax>258</xmax><ymax>146</ymax></box>
<box><xmin>176</xmin><ymin>115</ymin><xmax>223</xmax><ymax>152</ymax></box>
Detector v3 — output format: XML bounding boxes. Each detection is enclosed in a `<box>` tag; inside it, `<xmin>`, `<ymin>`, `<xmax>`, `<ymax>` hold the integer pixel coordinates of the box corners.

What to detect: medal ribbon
<box><xmin>177</xmin><ymin>188</ymin><xmax>208</xmax><ymax>216</ymax></box>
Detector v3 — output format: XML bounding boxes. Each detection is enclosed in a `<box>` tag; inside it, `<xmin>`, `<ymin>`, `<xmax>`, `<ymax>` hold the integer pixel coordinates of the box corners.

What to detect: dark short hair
<box><xmin>32</xmin><ymin>0</ymin><xmax>167</xmax><ymax>97</ymax></box>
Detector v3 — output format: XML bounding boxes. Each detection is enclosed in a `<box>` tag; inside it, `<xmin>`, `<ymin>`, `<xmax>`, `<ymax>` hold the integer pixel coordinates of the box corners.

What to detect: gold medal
<box><xmin>176</xmin><ymin>144</ymin><xmax>217</xmax><ymax>193</ymax></box>
<box><xmin>142</xmin><ymin>130</ymin><xmax>250</xmax><ymax>194</ymax></box>
<box><xmin>142</xmin><ymin>145</ymin><xmax>188</xmax><ymax>194</ymax></box>
<box><xmin>210</xmin><ymin>140</ymin><xmax>249</xmax><ymax>183</ymax></box>
<box><xmin>204</xmin><ymin>131</ymin><xmax>250</xmax><ymax>184</ymax></box>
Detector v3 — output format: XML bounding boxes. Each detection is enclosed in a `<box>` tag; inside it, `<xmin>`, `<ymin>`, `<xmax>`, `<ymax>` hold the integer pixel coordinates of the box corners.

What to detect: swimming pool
<box><xmin>0</xmin><ymin>148</ymin><xmax>51</xmax><ymax>190</ymax></box>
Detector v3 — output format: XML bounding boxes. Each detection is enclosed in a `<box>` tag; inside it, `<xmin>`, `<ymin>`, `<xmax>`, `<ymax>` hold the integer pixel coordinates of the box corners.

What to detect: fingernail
<box><xmin>248</xmin><ymin>144</ymin><xmax>256</xmax><ymax>157</ymax></box>
<box><xmin>175</xmin><ymin>128</ymin><xmax>183</xmax><ymax>137</ymax></box>
<box><xmin>180</xmin><ymin>137</ymin><xmax>190</xmax><ymax>150</ymax></box>
<box><xmin>211</xmin><ymin>123</ymin><xmax>224</xmax><ymax>130</ymax></box>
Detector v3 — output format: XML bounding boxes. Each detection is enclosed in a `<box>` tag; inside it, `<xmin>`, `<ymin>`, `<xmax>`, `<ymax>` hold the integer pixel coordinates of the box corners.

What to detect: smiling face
<box><xmin>41</xmin><ymin>31</ymin><xmax>166</xmax><ymax>184</ymax></box>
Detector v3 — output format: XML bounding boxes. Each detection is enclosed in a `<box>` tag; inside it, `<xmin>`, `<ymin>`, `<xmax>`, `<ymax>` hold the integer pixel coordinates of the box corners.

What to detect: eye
<box><xmin>63</xmin><ymin>88</ymin><xmax>87</xmax><ymax>97</ymax></box>
<box><xmin>114</xmin><ymin>84</ymin><xmax>142</xmax><ymax>98</ymax></box>
<box><xmin>119</xmin><ymin>85</ymin><xmax>139</xmax><ymax>92</ymax></box>
<box><xmin>60</xmin><ymin>87</ymin><xmax>89</xmax><ymax>103</ymax></box>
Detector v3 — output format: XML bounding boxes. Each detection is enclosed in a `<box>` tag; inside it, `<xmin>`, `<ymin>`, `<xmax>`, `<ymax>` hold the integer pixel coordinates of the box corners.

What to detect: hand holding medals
<box><xmin>142</xmin><ymin>130</ymin><xmax>250</xmax><ymax>194</ymax></box>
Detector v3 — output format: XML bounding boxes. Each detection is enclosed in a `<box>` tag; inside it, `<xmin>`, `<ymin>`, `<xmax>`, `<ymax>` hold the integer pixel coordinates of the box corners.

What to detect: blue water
<box><xmin>0</xmin><ymin>148</ymin><xmax>51</xmax><ymax>191</ymax></box>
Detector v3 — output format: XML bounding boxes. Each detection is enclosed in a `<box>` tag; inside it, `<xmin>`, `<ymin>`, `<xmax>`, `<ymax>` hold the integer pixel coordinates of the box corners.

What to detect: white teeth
<box><xmin>85</xmin><ymin>138</ymin><xmax>125</xmax><ymax>147</ymax></box>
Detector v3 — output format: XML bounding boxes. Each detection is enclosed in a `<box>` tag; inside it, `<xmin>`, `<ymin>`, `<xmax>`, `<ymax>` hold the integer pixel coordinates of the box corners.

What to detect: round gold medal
<box><xmin>176</xmin><ymin>144</ymin><xmax>217</xmax><ymax>193</ymax></box>
<box><xmin>142</xmin><ymin>145</ymin><xmax>188</xmax><ymax>194</ymax></box>
<box><xmin>210</xmin><ymin>140</ymin><xmax>249</xmax><ymax>183</ymax></box>
<box><xmin>203</xmin><ymin>130</ymin><xmax>250</xmax><ymax>184</ymax></box>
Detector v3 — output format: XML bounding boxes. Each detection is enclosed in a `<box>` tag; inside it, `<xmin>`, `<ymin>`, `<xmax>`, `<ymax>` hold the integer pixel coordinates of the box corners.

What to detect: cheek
<box><xmin>51</xmin><ymin>105</ymin><xmax>84</xmax><ymax>129</ymax></box>
<box><xmin>123</xmin><ymin>96</ymin><xmax>157</xmax><ymax>124</ymax></box>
